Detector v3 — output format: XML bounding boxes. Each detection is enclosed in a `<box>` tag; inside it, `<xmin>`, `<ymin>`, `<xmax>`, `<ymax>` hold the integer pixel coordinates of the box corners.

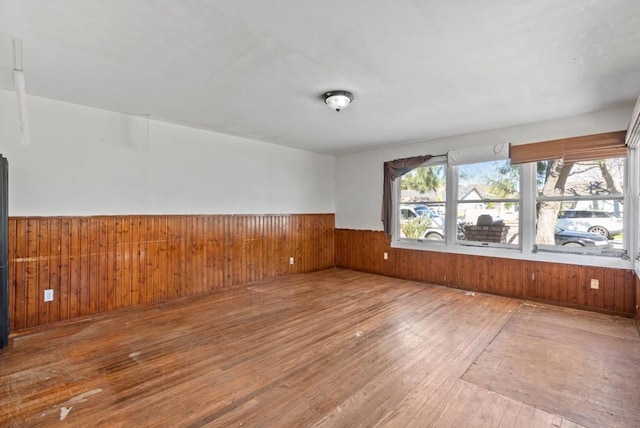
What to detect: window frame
<box><xmin>453</xmin><ymin>161</ymin><xmax>522</xmax><ymax>249</ymax></box>
<box><xmin>394</xmin><ymin>158</ymin><xmax>448</xmax><ymax>245</ymax></box>
<box><xmin>533</xmin><ymin>156</ymin><xmax>627</xmax><ymax>257</ymax></box>
<box><xmin>391</xmin><ymin>147</ymin><xmax>637</xmax><ymax>270</ymax></box>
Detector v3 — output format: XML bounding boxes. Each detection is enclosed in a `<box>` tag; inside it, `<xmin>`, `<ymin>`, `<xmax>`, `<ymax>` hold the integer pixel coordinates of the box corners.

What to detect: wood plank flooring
<box><xmin>463</xmin><ymin>303</ymin><xmax>640</xmax><ymax>427</ymax></box>
<box><xmin>0</xmin><ymin>268</ymin><xmax>638</xmax><ymax>427</ymax></box>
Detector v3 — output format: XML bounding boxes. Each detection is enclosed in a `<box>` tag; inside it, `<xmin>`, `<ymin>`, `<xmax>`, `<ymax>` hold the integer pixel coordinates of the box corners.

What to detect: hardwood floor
<box><xmin>1</xmin><ymin>269</ymin><xmax>638</xmax><ymax>427</ymax></box>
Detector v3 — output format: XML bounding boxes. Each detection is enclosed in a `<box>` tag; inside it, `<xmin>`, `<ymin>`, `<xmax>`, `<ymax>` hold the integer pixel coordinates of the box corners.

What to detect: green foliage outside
<box><xmin>401</xmin><ymin>216</ymin><xmax>432</xmax><ymax>239</ymax></box>
<box><xmin>488</xmin><ymin>160</ymin><xmax>520</xmax><ymax>209</ymax></box>
<box><xmin>401</xmin><ymin>165</ymin><xmax>444</xmax><ymax>194</ymax></box>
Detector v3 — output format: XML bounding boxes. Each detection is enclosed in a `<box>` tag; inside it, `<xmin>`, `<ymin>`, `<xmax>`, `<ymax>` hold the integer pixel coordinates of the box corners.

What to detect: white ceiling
<box><xmin>1</xmin><ymin>0</ymin><xmax>639</xmax><ymax>155</ymax></box>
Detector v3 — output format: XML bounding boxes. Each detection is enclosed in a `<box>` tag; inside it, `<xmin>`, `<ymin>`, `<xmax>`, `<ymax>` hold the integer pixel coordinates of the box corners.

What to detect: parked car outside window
<box><xmin>554</xmin><ymin>228</ymin><xmax>612</xmax><ymax>248</ymax></box>
<box><xmin>556</xmin><ymin>210</ymin><xmax>622</xmax><ymax>238</ymax></box>
<box><xmin>399</xmin><ymin>205</ymin><xmax>445</xmax><ymax>240</ymax></box>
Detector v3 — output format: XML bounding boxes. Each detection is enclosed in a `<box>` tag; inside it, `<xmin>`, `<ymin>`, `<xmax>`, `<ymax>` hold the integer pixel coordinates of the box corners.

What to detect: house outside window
<box><xmin>456</xmin><ymin>160</ymin><xmax>520</xmax><ymax>247</ymax></box>
<box><xmin>391</xmin><ymin>132</ymin><xmax>635</xmax><ymax>267</ymax></box>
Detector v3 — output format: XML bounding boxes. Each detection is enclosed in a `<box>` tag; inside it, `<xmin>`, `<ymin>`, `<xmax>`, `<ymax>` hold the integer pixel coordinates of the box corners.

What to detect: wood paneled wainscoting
<box><xmin>335</xmin><ymin>229</ymin><xmax>636</xmax><ymax>317</ymax></box>
<box><xmin>8</xmin><ymin>214</ymin><xmax>334</xmax><ymax>331</ymax></box>
<box><xmin>636</xmin><ymin>272</ymin><xmax>640</xmax><ymax>322</ymax></box>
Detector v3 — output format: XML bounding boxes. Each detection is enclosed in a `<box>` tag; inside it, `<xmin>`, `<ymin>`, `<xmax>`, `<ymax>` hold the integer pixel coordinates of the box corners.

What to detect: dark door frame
<box><xmin>0</xmin><ymin>155</ymin><xmax>8</xmax><ymax>348</ymax></box>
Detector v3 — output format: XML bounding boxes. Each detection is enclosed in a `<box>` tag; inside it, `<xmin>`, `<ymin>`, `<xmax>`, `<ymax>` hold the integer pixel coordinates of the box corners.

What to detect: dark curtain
<box><xmin>382</xmin><ymin>155</ymin><xmax>432</xmax><ymax>234</ymax></box>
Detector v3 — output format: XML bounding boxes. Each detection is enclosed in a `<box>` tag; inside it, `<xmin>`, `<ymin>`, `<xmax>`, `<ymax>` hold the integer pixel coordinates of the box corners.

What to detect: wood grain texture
<box><xmin>8</xmin><ymin>214</ymin><xmax>334</xmax><ymax>331</ymax></box>
<box><xmin>3</xmin><ymin>268</ymin><xmax>621</xmax><ymax>427</ymax></box>
<box><xmin>463</xmin><ymin>303</ymin><xmax>640</xmax><ymax>427</ymax></box>
<box><xmin>636</xmin><ymin>273</ymin><xmax>640</xmax><ymax>322</ymax></box>
<box><xmin>335</xmin><ymin>229</ymin><xmax>636</xmax><ymax>316</ymax></box>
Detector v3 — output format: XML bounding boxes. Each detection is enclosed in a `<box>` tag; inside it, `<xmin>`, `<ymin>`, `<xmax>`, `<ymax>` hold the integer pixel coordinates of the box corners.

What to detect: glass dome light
<box><xmin>323</xmin><ymin>90</ymin><xmax>354</xmax><ymax>112</ymax></box>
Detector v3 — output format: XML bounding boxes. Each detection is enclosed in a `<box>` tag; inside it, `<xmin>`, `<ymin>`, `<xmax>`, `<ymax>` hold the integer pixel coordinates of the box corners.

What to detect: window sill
<box><xmin>391</xmin><ymin>238</ymin><xmax>633</xmax><ymax>269</ymax></box>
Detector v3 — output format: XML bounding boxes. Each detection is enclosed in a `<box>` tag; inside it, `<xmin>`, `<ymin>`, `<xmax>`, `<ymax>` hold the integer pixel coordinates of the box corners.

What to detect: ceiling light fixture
<box><xmin>323</xmin><ymin>90</ymin><xmax>354</xmax><ymax>112</ymax></box>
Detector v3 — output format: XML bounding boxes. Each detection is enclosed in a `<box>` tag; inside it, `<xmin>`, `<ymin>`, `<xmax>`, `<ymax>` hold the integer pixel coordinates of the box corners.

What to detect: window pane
<box><xmin>399</xmin><ymin>164</ymin><xmax>446</xmax><ymax>240</ymax></box>
<box><xmin>456</xmin><ymin>160</ymin><xmax>520</xmax><ymax>245</ymax></box>
<box><xmin>458</xmin><ymin>160</ymin><xmax>520</xmax><ymax>200</ymax></box>
<box><xmin>458</xmin><ymin>202</ymin><xmax>520</xmax><ymax>244</ymax></box>
<box><xmin>536</xmin><ymin>157</ymin><xmax>625</xmax><ymax>197</ymax></box>
<box><xmin>537</xmin><ymin>200</ymin><xmax>624</xmax><ymax>249</ymax></box>
<box><xmin>535</xmin><ymin>155</ymin><xmax>625</xmax><ymax>256</ymax></box>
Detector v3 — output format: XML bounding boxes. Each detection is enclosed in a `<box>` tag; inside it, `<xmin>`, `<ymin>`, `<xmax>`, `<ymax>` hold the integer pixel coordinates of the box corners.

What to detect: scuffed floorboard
<box><xmin>1</xmin><ymin>269</ymin><xmax>638</xmax><ymax>427</ymax></box>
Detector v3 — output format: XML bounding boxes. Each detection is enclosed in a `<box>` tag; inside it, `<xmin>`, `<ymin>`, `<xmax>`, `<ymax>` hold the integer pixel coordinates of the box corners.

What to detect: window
<box><xmin>535</xmin><ymin>156</ymin><xmax>625</xmax><ymax>256</ymax></box>
<box><xmin>390</xmin><ymin>132</ymin><xmax>634</xmax><ymax>264</ymax></box>
<box><xmin>398</xmin><ymin>162</ymin><xmax>446</xmax><ymax>241</ymax></box>
<box><xmin>457</xmin><ymin>160</ymin><xmax>520</xmax><ymax>246</ymax></box>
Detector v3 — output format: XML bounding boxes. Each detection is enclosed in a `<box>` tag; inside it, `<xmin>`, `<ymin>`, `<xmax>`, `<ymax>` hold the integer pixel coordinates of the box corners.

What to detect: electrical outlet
<box><xmin>383</xmin><ymin>252</ymin><xmax>388</xmax><ymax>260</ymax></box>
<box><xmin>590</xmin><ymin>279</ymin><xmax>599</xmax><ymax>289</ymax></box>
<box><xmin>289</xmin><ymin>257</ymin><xmax>294</xmax><ymax>265</ymax></box>
<box><xmin>44</xmin><ymin>289</ymin><xmax>54</xmax><ymax>302</ymax></box>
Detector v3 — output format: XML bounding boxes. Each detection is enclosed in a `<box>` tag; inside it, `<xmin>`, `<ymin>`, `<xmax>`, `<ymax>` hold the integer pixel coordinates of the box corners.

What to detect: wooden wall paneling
<box><xmin>114</xmin><ymin>217</ymin><xmax>124</xmax><ymax>310</ymax></box>
<box><xmin>7</xmin><ymin>214</ymin><xmax>335</xmax><ymax>331</ymax></box>
<box><xmin>130</xmin><ymin>217</ymin><xmax>139</xmax><ymax>307</ymax></box>
<box><xmin>625</xmin><ymin>273</ymin><xmax>640</xmax><ymax>320</ymax></box>
<box><xmin>168</xmin><ymin>216</ymin><xmax>179</xmax><ymax>298</ymax></box>
<box><xmin>537</xmin><ymin>261</ymin><xmax>551</xmax><ymax>301</ymax></box>
<box><xmin>491</xmin><ymin>257</ymin><xmax>502</xmax><ymax>295</ymax></box>
<box><xmin>143</xmin><ymin>217</ymin><xmax>153</xmax><ymax>304</ymax></box>
<box><xmin>78</xmin><ymin>218</ymin><xmax>88</xmax><ymax>317</ymax></box>
<box><xmin>335</xmin><ymin>229</ymin><xmax>636</xmax><ymax>317</ymax></box>
<box><xmin>268</xmin><ymin>215</ymin><xmax>275</xmax><ymax>277</ymax></box>
<box><xmin>281</xmin><ymin>215</ymin><xmax>289</xmax><ymax>277</ymax></box>
<box><xmin>624</xmin><ymin>270</ymin><xmax>635</xmax><ymax>315</ymax></box>
<box><xmin>25</xmin><ymin>219</ymin><xmax>38</xmax><ymax>328</ymax></box>
<box><xmin>614</xmin><ymin>269</ymin><xmax>624</xmax><ymax>314</ymax></box>
<box><xmin>180</xmin><ymin>216</ymin><xmax>189</xmax><ymax>296</ymax></box>
<box><xmin>243</xmin><ymin>215</ymin><xmax>252</xmax><ymax>283</ymax></box>
<box><xmin>104</xmin><ymin>217</ymin><xmax>113</xmax><ymax>312</ymax></box>
<box><xmin>252</xmin><ymin>215</ymin><xmax>263</xmax><ymax>282</ymax></box>
<box><xmin>8</xmin><ymin>218</ymin><xmax>17</xmax><ymax>330</ymax></box>
<box><xmin>217</xmin><ymin>215</ymin><xmax>227</xmax><ymax>289</ymax></box>
<box><xmin>191</xmin><ymin>215</ymin><xmax>200</xmax><ymax>293</ymax></box>
<box><xmin>565</xmin><ymin>264</ymin><xmax>577</xmax><ymax>306</ymax></box>
<box><xmin>229</xmin><ymin>215</ymin><xmax>239</xmax><ymax>286</ymax></box>
<box><xmin>58</xmin><ymin>218</ymin><xmax>70</xmax><ymax>322</ymax></box>
<box><xmin>194</xmin><ymin>215</ymin><xmax>202</xmax><ymax>293</ymax></box>
<box><xmin>508</xmin><ymin>259</ymin><xmax>522</xmax><ymax>297</ymax></box>
<box><xmin>524</xmin><ymin>261</ymin><xmax>539</xmax><ymax>300</ymax></box>
<box><xmin>98</xmin><ymin>217</ymin><xmax>108</xmax><ymax>314</ymax></box>
<box><xmin>197</xmin><ymin>215</ymin><xmax>206</xmax><ymax>292</ymax></box>
<box><xmin>15</xmin><ymin>219</ymin><xmax>26</xmax><ymax>330</ymax></box>
<box><xmin>263</xmin><ymin>216</ymin><xmax>272</xmax><ymax>279</ymax></box>
<box><xmin>586</xmin><ymin>267</ymin><xmax>597</xmax><ymax>310</ymax></box>
<box><xmin>603</xmin><ymin>267</ymin><xmax>615</xmax><ymax>312</ymax></box>
<box><xmin>125</xmin><ymin>216</ymin><xmax>135</xmax><ymax>308</ymax></box>
<box><xmin>138</xmin><ymin>215</ymin><xmax>147</xmax><ymax>303</ymax></box>
<box><xmin>279</xmin><ymin>215</ymin><xmax>286</xmax><ymax>276</ymax></box>
<box><xmin>156</xmin><ymin>217</ymin><xmax>165</xmax><ymax>299</ymax></box>
<box><xmin>88</xmin><ymin>217</ymin><xmax>98</xmax><ymax>316</ymax></box>
<box><xmin>202</xmin><ymin>216</ymin><xmax>211</xmax><ymax>290</ymax></box>
<box><xmin>46</xmin><ymin>217</ymin><xmax>59</xmax><ymax>325</ymax></box>
<box><xmin>37</xmin><ymin>218</ymin><xmax>49</xmax><ymax>326</ymax></box>
<box><xmin>297</xmin><ymin>215</ymin><xmax>304</xmax><ymax>274</ymax></box>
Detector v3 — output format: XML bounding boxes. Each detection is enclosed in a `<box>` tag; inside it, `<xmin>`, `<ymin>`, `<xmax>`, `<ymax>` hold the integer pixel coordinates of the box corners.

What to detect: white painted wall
<box><xmin>0</xmin><ymin>89</ymin><xmax>335</xmax><ymax>216</ymax></box>
<box><xmin>336</xmin><ymin>104</ymin><xmax>635</xmax><ymax>230</ymax></box>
